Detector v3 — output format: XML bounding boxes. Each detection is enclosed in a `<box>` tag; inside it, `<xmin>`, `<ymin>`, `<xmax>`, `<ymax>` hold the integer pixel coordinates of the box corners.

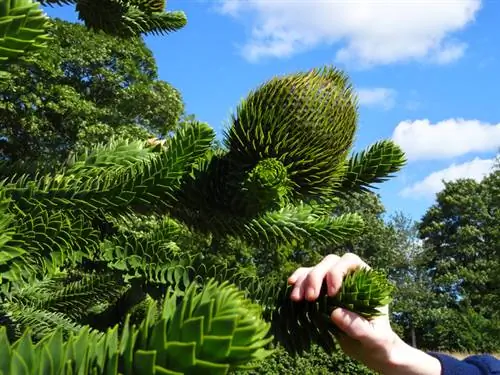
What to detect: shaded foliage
<box><xmin>0</xmin><ymin>19</ymin><xmax>183</xmax><ymax>163</ymax></box>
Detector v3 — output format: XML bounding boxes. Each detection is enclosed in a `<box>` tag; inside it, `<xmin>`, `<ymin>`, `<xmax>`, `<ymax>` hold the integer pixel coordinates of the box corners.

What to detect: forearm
<box><xmin>375</xmin><ymin>337</ymin><xmax>442</xmax><ymax>375</ymax></box>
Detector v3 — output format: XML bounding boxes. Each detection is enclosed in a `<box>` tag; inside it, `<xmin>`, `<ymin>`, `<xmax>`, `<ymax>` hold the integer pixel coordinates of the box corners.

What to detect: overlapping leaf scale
<box><xmin>124</xmin><ymin>7</ymin><xmax>187</xmax><ymax>36</ymax></box>
<box><xmin>191</xmin><ymin>266</ymin><xmax>394</xmax><ymax>357</ymax></box>
<box><xmin>3</xmin><ymin>121</ymin><xmax>214</xmax><ymax>216</ymax></box>
<box><xmin>0</xmin><ymin>273</ymin><xmax>125</xmax><ymax>340</ymax></box>
<box><xmin>63</xmin><ymin>138</ymin><xmax>160</xmax><ymax>178</ymax></box>
<box><xmin>74</xmin><ymin>0</ymin><xmax>186</xmax><ymax>37</ymax></box>
<box><xmin>38</xmin><ymin>0</ymin><xmax>77</xmax><ymax>5</ymax></box>
<box><xmin>339</xmin><ymin>140</ymin><xmax>407</xmax><ymax>193</ymax></box>
<box><xmin>169</xmin><ymin>150</ymin><xmax>235</xmax><ymax>232</ymax></box>
<box><xmin>225</xmin><ymin>66</ymin><xmax>358</xmax><ymax>200</ymax></box>
<box><xmin>75</xmin><ymin>0</ymin><xmax>128</xmax><ymax>35</ymax></box>
<box><xmin>0</xmin><ymin>0</ymin><xmax>51</xmax><ymax>76</ymax></box>
<box><xmin>100</xmin><ymin>230</ymin><xmax>195</xmax><ymax>285</ymax></box>
<box><xmin>241</xmin><ymin>204</ymin><xmax>364</xmax><ymax>247</ymax></box>
<box><xmin>16</xmin><ymin>273</ymin><xmax>126</xmax><ymax>321</ymax></box>
<box><xmin>0</xmin><ymin>300</ymin><xmax>87</xmax><ymax>341</ymax></box>
<box><xmin>260</xmin><ymin>268</ymin><xmax>393</xmax><ymax>355</ymax></box>
<box><xmin>129</xmin><ymin>0</ymin><xmax>164</xmax><ymax>13</ymax></box>
<box><xmin>9</xmin><ymin>210</ymin><xmax>99</xmax><ymax>268</ymax></box>
<box><xmin>0</xmin><ymin>191</ymin><xmax>24</xmax><ymax>265</ymax></box>
<box><xmin>0</xmin><ymin>279</ymin><xmax>273</xmax><ymax>374</ymax></box>
<box><xmin>171</xmin><ymin>153</ymin><xmax>363</xmax><ymax>246</ymax></box>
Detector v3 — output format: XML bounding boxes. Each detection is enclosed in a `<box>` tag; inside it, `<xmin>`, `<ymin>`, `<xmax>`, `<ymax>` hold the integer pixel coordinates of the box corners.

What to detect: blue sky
<box><xmin>45</xmin><ymin>0</ymin><xmax>500</xmax><ymax>221</ymax></box>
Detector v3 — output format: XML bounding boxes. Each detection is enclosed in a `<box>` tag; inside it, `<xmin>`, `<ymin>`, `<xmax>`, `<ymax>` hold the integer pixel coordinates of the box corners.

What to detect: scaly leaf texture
<box><xmin>2</xmin><ymin>121</ymin><xmax>214</xmax><ymax>217</ymax></box>
<box><xmin>75</xmin><ymin>0</ymin><xmax>186</xmax><ymax>37</ymax></box>
<box><xmin>3</xmin><ymin>209</ymin><xmax>101</xmax><ymax>275</ymax></box>
<box><xmin>100</xmin><ymin>233</ymin><xmax>196</xmax><ymax>285</ymax></box>
<box><xmin>94</xmin><ymin>214</ymin><xmax>199</xmax><ymax>285</ymax></box>
<box><xmin>339</xmin><ymin>140</ymin><xmax>407</xmax><ymax>194</ymax></box>
<box><xmin>170</xmin><ymin>148</ymin><xmax>363</xmax><ymax>247</ymax></box>
<box><xmin>173</xmin><ymin>196</ymin><xmax>363</xmax><ymax>248</ymax></box>
<box><xmin>38</xmin><ymin>0</ymin><xmax>77</xmax><ymax>5</ymax></box>
<box><xmin>0</xmin><ymin>302</ymin><xmax>85</xmax><ymax>341</ymax></box>
<box><xmin>216</xmin><ymin>267</ymin><xmax>394</xmax><ymax>356</ymax></box>
<box><xmin>62</xmin><ymin>138</ymin><xmax>160</xmax><ymax>178</ymax></box>
<box><xmin>0</xmin><ymin>190</ymin><xmax>25</xmax><ymax>267</ymax></box>
<box><xmin>241</xmin><ymin>205</ymin><xmax>364</xmax><ymax>247</ymax></box>
<box><xmin>0</xmin><ymin>273</ymin><xmax>126</xmax><ymax>340</ymax></box>
<box><xmin>269</xmin><ymin>268</ymin><xmax>394</xmax><ymax>355</ymax></box>
<box><xmin>173</xmin><ymin>266</ymin><xmax>394</xmax><ymax>357</ymax></box>
<box><xmin>0</xmin><ymin>0</ymin><xmax>52</xmax><ymax>77</ymax></box>
<box><xmin>129</xmin><ymin>0</ymin><xmax>165</xmax><ymax>13</ymax></box>
<box><xmin>225</xmin><ymin>66</ymin><xmax>358</xmax><ymax>200</ymax></box>
<box><xmin>0</xmin><ymin>279</ymin><xmax>273</xmax><ymax>374</ymax></box>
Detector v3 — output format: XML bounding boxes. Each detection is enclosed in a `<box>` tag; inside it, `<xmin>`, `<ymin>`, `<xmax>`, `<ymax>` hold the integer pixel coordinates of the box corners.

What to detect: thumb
<box><xmin>331</xmin><ymin>308</ymin><xmax>374</xmax><ymax>342</ymax></box>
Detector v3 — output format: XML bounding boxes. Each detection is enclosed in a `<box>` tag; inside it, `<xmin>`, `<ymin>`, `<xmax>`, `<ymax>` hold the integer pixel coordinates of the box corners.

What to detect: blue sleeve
<box><xmin>428</xmin><ymin>352</ymin><xmax>500</xmax><ymax>374</ymax></box>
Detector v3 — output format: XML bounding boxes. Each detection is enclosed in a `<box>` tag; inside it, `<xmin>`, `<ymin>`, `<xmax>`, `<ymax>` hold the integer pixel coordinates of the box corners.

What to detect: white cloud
<box><xmin>216</xmin><ymin>0</ymin><xmax>481</xmax><ymax>67</ymax></box>
<box><xmin>357</xmin><ymin>88</ymin><xmax>396</xmax><ymax>110</ymax></box>
<box><xmin>401</xmin><ymin>157</ymin><xmax>495</xmax><ymax>198</ymax></box>
<box><xmin>392</xmin><ymin>119</ymin><xmax>500</xmax><ymax>161</ymax></box>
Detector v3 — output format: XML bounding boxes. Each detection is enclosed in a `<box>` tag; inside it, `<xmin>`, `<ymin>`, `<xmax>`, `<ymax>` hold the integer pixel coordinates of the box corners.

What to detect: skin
<box><xmin>288</xmin><ymin>253</ymin><xmax>442</xmax><ymax>375</ymax></box>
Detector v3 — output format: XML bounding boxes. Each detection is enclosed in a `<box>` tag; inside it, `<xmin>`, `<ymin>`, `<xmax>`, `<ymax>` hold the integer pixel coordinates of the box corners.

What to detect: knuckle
<box><xmin>324</xmin><ymin>253</ymin><xmax>340</xmax><ymax>263</ymax></box>
<box><xmin>343</xmin><ymin>252</ymin><xmax>361</xmax><ymax>262</ymax></box>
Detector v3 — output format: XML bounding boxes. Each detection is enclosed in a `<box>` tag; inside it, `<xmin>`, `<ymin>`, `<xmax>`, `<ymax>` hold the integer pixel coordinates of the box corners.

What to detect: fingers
<box><xmin>288</xmin><ymin>267</ymin><xmax>309</xmax><ymax>285</ymax></box>
<box><xmin>289</xmin><ymin>254</ymin><xmax>340</xmax><ymax>301</ymax></box>
<box><xmin>289</xmin><ymin>268</ymin><xmax>310</xmax><ymax>301</ymax></box>
<box><xmin>302</xmin><ymin>254</ymin><xmax>340</xmax><ymax>300</ymax></box>
<box><xmin>331</xmin><ymin>308</ymin><xmax>372</xmax><ymax>342</ymax></box>
<box><xmin>288</xmin><ymin>252</ymin><xmax>370</xmax><ymax>302</ymax></box>
<box><xmin>326</xmin><ymin>253</ymin><xmax>370</xmax><ymax>296</ymax></box>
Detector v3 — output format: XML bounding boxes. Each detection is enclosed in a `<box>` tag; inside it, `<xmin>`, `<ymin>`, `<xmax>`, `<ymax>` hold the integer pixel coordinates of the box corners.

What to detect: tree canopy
<box><xmin>0</xmin><ymin>19</ymin><xmax>183</xmax><ymax>163</ymax></box>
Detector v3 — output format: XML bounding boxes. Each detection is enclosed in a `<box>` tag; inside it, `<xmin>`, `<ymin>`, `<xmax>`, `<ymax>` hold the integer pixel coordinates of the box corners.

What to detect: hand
<box><xmin>288</xmin><ymin>253</ymin><xmax>442</xmax><ymax>375</ymax></box>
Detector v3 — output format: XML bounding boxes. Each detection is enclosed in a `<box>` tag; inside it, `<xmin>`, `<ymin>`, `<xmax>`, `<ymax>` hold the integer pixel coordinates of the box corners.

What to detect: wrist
<box><xmin>380</xmin><ymin>337</ymin><xmax>442</xmax><ymax>375</ymax></box>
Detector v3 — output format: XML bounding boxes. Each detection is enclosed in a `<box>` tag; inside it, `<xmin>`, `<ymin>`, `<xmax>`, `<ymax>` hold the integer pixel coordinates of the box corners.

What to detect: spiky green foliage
<box><xmin>3</xmin><ymin>122</ymin><xmax>214</xmax><ymax>217</ymax></box>
<box><xmin>226</xmin><ymin>66</ymin><xmax>357</xmax><ymax>200</ymax></box>
<box><xmin>0</xmin><ymin>0</ymin><xmax>51</xmax><ymax>77</ymax></box>
<box><xmin>39</xmin><ymin>0</ymin><xmax>186</xmax><ymax>37</ymax></box>
<box><xmin>241</xmin><ymin>158</ymin><xmax>291</xmax><ymax>213</ymax></box>
<box><xmin>0</xmin><ymin>63</ymin><xmax>405</xmax><ymax>373</ymax></box>
<box><xmin>339</xmin><ymin>140</ymin><xmax>407</xmax><ymax>194</ymax></box>
<box><xmin>169</xmin><ymin>67</ymin><xmax>405</xmax><ymax>246</ymax></box>
<box><xmin>269</xmin><ymin>268</ymin><xmax>394</xmax><ymax>355</ymax></box>
<box><xmin>0</xmin><ymin>279</ymin><xmax>273</xmax><ymax>375</ymax></box>
<box><xmin>76</xmin><ymin>0</ymin><xmax>186</xmax><ymax>37</ymax></box>
<box><xmin>0</xmin><ymin>273</ymin><xmax>125</xmax><ymax>340</ymax></box>
<box><xmin>0</xmin><ymin>0</ymin><xmax>185</xmax><ymax>73</ymax></box>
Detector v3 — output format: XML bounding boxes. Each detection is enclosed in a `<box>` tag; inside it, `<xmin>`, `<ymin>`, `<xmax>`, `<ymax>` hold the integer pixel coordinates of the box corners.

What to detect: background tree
<box><xmin>0</xmin><ymin>19</ymin><xmax>184</xmax><ymax>163</ymax></box>
<box><xmin>418</xmin><ymin>166</ymin><xmax>499</xmax><ymax>315</ymax></box>
<box><xmin>416</xmin><ymin>163</ymin><xmax>500</xmax><ymax>352</ymax></box>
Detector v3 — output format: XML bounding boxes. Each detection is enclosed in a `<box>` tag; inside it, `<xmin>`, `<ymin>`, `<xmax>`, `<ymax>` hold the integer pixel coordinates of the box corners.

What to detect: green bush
<box><xmin>232</xmin><ymin>344</ymin><xmax>375</xmax><ymax>375</ymax></box>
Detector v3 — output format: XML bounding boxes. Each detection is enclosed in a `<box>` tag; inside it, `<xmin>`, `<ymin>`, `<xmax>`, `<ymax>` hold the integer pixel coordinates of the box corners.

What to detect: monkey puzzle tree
<box><xmin>0</xmin><ymin>1</ymin><xmax>407</xmax><ymax>373</ymax></box>
<box><xmin>40</xmin><ymin>0</ymin><xmax>187</xmax><ymax>37</ymax></box>
<box><xmin>1</xmin><ymin>0</ymin><xmax>185</xmax><ymax>80</ymax></box>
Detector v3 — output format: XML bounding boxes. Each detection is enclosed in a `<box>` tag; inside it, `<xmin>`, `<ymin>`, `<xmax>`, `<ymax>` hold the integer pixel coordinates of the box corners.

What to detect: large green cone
<box><xmin>0</xmin><ymin>0</ymin><xmax>51</xmax><ymax>76</ymax></box>
<box><xmin>225</xmin><ymin>66</ymin><xmax>358</xmax><ymax>200</ymax></box>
